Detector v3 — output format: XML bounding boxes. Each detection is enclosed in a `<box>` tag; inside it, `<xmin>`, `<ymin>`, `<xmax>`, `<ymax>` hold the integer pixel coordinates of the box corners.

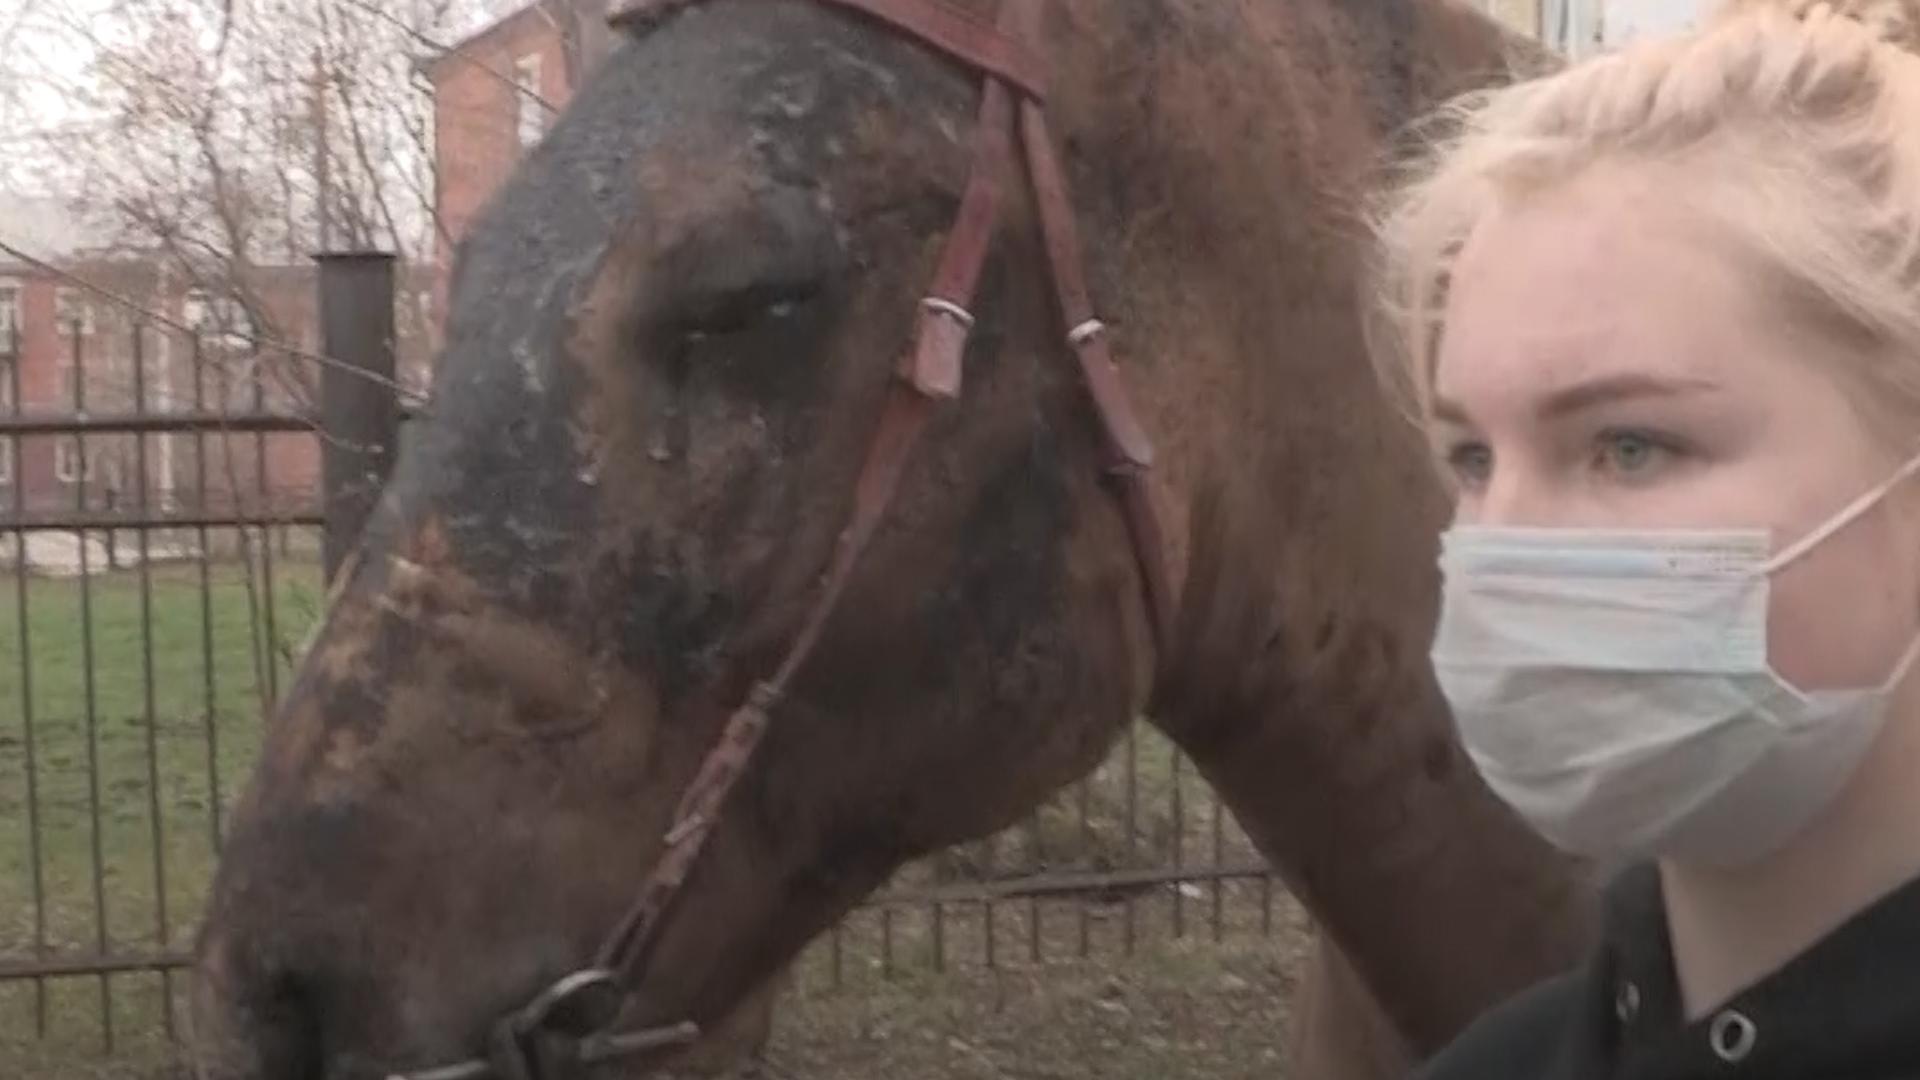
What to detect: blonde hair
<box><xmin>1368</xmin><ymin>0</ymin><xmax>1920</xmax><ymax>441</ymax></box>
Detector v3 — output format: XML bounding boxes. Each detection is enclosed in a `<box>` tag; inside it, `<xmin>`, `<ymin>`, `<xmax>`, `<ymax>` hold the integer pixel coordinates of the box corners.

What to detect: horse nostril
<box><xmin>191</xmin><ymin>948</ymin><xmax>328</xmax><ymax>1080</ymax></box>
<box><xmin>254</xmin><ymin>973</ymin><xmax>327</xmax><ymax>1080</ymax></box>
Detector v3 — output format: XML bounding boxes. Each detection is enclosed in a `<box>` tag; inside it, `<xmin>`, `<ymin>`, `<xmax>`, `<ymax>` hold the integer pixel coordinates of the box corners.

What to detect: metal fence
<box><xmin>0</xmin><ymin>255</ymin><xmax>1283</xmax><ymax>1067</ymax></box>
<box><xmin>799</xmin><ymin>725</ymin><xmax>1280</xmax><ymax>995</ymax></box>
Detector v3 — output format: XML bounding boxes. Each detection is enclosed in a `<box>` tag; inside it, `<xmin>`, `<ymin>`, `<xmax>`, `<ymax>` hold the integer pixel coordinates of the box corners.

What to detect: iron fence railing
<box><xmin>0</xmin><ymin>254</ymin><xmax>1285</xmax><ymax>1070</ymax></box>
<box><xmin>0</xmin><ymin>256</ymin><xmax>400</xmax><ymax>1057</ymax></box>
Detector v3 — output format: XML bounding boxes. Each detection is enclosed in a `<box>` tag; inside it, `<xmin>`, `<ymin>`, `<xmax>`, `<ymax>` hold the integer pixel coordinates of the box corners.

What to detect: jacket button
<box><xmin>1709</xmin><ymin>1009</ymin><xmax>1757</xmax><ymax>1063</ymax></box>
<box><xmin>1614</xmin><ymin>982</ymin><xmax>1640</xmax><ymax>1024</ymax></box>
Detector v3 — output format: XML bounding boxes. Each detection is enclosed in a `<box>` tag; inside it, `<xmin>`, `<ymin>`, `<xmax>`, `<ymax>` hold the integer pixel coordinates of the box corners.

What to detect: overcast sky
<box><xmin>0</xmin><ymin>0</ymin><xmax>507</xmax><ymax>193</ymax></box>
<box><xmin>2</xmin><ymin>0</ymin><xmax>143</xmax><ymax>190</ymax></box>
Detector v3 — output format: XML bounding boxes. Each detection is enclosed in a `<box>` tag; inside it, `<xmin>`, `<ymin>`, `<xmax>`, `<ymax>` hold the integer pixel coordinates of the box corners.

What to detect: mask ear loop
<box><xmin>1874</xmin><ymin>634</ymin><xmax>1920</xmax><ymax>693</ymax></box>
<box><xmin>1762</xmin><ymin>452</ymin><xmax>1920</xmax><ymax>574</ymax></box>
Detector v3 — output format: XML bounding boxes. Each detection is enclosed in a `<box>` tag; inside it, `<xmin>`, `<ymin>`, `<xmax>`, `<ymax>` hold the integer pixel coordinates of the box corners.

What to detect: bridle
<box><xmin>389</xmin><ymin>0</ymin><xmax>1174</xmax><ymax>1075</ymax></box>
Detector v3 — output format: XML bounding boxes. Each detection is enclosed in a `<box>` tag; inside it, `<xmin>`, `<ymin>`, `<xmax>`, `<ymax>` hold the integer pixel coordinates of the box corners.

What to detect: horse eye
<box><xmin>673</xmin><ymin>280</ymin><xmax>822</xmax><ymax>339</ymax></box>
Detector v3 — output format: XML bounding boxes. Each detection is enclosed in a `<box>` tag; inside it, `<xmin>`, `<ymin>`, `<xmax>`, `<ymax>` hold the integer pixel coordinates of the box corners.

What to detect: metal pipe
<box><xmin>316</xmin><ymin>250</ymin><xmax>400</xmax><ymax>582</ymax></box>
<box><xmin>0</xmin><ymin>408</ymin><xmax>316</xmax><ymax>436</ymax></box>
<box><xmin>0</xmin><ymin>508</ymin><xmax>322</xmax><ymax>531</ymax></box>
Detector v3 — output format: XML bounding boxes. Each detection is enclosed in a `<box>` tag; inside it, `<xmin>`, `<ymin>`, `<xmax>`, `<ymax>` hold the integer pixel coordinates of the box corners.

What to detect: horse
<box><xmin>188</xmin><ymin>2</ymin><xmax>1594</xmax><ymax>1078</ymax></box>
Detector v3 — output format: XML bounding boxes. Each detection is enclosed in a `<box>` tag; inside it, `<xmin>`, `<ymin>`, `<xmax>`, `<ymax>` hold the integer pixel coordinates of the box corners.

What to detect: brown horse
<box><xmin>188</xmin><ymin>2</ymin><xmax>1593</xmax><ymax>1078</ymax></box>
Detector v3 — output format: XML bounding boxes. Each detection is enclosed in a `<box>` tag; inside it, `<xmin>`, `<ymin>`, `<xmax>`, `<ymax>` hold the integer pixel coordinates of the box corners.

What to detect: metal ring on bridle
<box><xmin>510</xmin><ymin>968</ymin><xmax>623</xmax><ymax>1035</ymax></box>
<box><xmin>920</xmin><ymin>296</ymin><xmax>976</xmax><ymax>328</ymax></box>
<box><xmin>1067</xmin><ymin>318</ymin><xmax>1106</xmax><ymax>346</ymax></box>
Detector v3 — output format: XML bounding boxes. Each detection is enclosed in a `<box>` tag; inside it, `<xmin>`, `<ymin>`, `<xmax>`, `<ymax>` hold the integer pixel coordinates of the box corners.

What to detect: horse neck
<box><xmin>1060</xmin><ymin>0</ymin><xmax>1599</xmax><ymax>1054</ymax></box>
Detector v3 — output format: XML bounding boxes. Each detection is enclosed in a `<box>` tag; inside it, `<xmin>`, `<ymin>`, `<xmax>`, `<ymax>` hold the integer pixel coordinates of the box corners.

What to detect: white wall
<box><xmin>1604</xmin><ymin>0</ymin><xmax>1708</xmax><ymax>47</ymax></box>
<box><xmin>1541</xmin><ymin>0</ymin><xmax>1709</xmax><ymax>58</ymax></box>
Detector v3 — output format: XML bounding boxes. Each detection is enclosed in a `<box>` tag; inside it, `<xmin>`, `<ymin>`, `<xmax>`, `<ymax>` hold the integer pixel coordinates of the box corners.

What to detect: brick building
<box><xmin>0</xmin><ymin>195</ymin><xmax>435</xmax><ymax>533</ymax></box>
<box><xmin>425</xmin><ymin>0</ymin><xmax>617</xmax><ymax>290</ymax></box>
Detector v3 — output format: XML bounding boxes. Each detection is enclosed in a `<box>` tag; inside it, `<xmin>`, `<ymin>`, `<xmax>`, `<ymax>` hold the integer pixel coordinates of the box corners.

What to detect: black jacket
<box><xmin>1415</xmin><ymin>863</ymin><xmax>1920</xmax><ymax>1079</ymax></box>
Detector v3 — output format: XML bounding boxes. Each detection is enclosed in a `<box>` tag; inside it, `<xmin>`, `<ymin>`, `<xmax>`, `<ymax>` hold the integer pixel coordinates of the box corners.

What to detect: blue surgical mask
<box><xmin>1431</xmin><ymin>454</ymin><xmax>1920</xmax><ymax>867</ymax></box>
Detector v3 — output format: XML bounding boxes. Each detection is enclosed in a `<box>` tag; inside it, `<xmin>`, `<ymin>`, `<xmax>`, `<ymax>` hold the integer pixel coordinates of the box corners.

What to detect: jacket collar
<box><xmin>1591</xmin><ymin>863</ymin><xmax>1920</xmax><ymax>1078</ymax></box>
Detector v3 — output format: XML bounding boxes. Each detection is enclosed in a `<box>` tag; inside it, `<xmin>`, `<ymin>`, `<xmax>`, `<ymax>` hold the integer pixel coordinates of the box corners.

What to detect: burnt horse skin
<box><xmin>189</xmin><ymin>3</ymin><xmax>1593</xmax><ymax>1079</ymax></box>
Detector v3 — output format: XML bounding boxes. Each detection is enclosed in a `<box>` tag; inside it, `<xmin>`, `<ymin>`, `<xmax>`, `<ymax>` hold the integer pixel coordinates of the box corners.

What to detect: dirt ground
<box><xmin>2</xmin><ymin>885</ymin><xmax>1313</xmax><ymax>1079</ymax></box>
<box><xmin>763</xmin><ymin>933</ymin><xmax>1307</xmax><ymax>1080</ymax></box>
<box><xmin>719</xmin><ymin>884</ymin><xmax>1314</xmax><ymax>1080</ymax></box>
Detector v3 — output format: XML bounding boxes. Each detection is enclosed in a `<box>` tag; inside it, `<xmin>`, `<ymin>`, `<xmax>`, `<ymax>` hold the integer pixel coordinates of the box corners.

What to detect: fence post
<box><xmin>316</xmin><ymin>251</ymin><xmax>399</xmax><ymax>583</ymax></box>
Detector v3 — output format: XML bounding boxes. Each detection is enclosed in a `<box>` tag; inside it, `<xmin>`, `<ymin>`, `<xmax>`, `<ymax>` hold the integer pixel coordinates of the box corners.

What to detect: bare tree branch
<box><xmin>331</xmin><ymin>73</ymin><xmax>405</xmax><ymax>251</ymax></box>
<box><xmin>333</xmin><ymin>0</ymin><xmax>558</xmax><ymax>112</ymax></box>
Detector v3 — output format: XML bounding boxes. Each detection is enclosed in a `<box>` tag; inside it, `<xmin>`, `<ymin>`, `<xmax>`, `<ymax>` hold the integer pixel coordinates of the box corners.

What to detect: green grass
<box><xmin>0</xmin><ymin>542</ymin><xmax>1276</xmax><ymax>1072</ymax></box>
<box><xmin>0</xmin><ymin>546</ymin><xmax>325</xmax><ymax>1058</ymax></box>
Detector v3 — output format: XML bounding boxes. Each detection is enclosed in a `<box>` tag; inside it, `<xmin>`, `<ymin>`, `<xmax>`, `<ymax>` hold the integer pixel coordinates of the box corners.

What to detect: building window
<box><xmin>55</xmin><ymin>440</ymin><xmax>100</xmax><ymax>484</ymax></box>
<box><xmin>54</xmin><ymin>442</ymin><xmax>120</xmax><ymax>489</ymax></box>
<box><xmin>54</xmin><ymin>286</ymin><xmax>95</xmax><ymax>336</ymax></box>
<box><xmin>0</xmin><ymin>280</ymin><xmax>20</xmax><ymax>350</ymax></box>
<box><xmin>515</xmin><ymin>53</ymin><xmax>544</xmax><ymax>149</ymax></box>
<box><xmin>58</xmin><ymin>355</ymin><xmax>77</xmax><ymax>407</ymax></box>
<box><xmin>182</xmin><ymin>288</ymin><xmax>256</xmax><ymax>351</ymax></box>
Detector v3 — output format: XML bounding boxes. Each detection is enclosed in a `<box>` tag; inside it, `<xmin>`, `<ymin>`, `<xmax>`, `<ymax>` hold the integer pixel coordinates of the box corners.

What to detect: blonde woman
<box><xmin>1369</xmin><ymin>0</ymin><xmax>1920</xmax><ymax>1073</ymax></box>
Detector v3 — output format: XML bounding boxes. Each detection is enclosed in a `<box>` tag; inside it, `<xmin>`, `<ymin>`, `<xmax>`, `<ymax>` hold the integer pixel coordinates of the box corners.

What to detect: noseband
<box><xmin>388</xmin><ymin>0</ymin><xmax>1174</xmax><ymax>1075</ymax></box>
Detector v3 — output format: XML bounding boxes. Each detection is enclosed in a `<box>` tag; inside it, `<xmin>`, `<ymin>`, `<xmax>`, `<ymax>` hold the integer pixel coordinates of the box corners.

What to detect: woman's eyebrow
<box><xmin>1537</xmin><ymin>372</ymin><xmax>1722</xmax><ymax>419</ymax></box>
<box><xmin>1429</xmin><ymin>371</ymin><xmax>1720</xmax><ymax>427</ymax></box>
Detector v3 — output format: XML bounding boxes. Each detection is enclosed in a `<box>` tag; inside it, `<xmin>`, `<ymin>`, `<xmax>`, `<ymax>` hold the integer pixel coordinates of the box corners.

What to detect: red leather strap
<box><xmin>902</xmin><ymin>79</ymin><xmax>1015</xmax><ymax>396</ymax></box>
<box><xmin>609</xmin><ymin>0</ymin><xmax>1048</xmax><ymax>100</ymax></box>
<box><xmin>410</xmin><ymin>3</ymin><xmax>1188</xmax><ymax>1075</ymax></box>
<box><xmin>1017</xmin><ymin>106</ymin><xmax>1154</xmax><ymax>471</ymax></box>
<box><xmin>817</xmin><ymin>0</ymin><xmax>1047</xmax><ymax>100</ymax></box>
<box><xmin>592</xmin><ymin>0</ymin><xmax>1180</xmax><ymax>1007</ymax></box>
<box><xmin>596</xmin><ymin>2</ymin><xmax>1023</xmax><ymax>980</ymax></box>
<box><xmin>1017</xmin><ymin>102</ymin><xmax>1175</xmax><ymax>655</ymax></box>
<box><xmin>599</xmin><ymin>388</ymin><xmax>938</xmax><ymax>982</ymax></box>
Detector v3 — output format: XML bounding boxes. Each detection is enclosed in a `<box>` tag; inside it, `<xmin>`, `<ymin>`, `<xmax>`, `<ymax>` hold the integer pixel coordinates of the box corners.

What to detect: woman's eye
<box><xmin>1593</xmin><ymin>429</ymin><xmax>1676</xmax><ymax>478</ymax></box>
<box><xmin>1443</xmin><ymin>440</ymin><xmax>1494</xmax><ymax>489</ymax></box>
